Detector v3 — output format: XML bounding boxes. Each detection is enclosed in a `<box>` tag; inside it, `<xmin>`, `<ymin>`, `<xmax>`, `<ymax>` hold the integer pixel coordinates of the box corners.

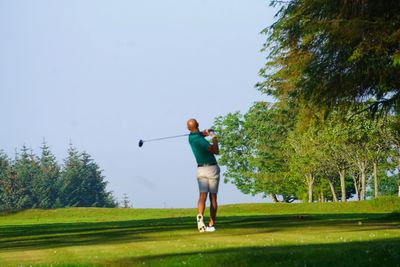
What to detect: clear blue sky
<box><xmin>0</xmin><ymin>0</ymin><xmax>277</xmax><ymax>208</ymax></box>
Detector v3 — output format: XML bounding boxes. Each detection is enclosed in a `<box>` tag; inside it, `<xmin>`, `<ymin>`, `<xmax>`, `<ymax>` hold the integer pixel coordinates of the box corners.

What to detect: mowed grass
<box><xmin>0</xmin><ymin>197</ymin><xmax>399</xmax><ymax>267</ymax></box>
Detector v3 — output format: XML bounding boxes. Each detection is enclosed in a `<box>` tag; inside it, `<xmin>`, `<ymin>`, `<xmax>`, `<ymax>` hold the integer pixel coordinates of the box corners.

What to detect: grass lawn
<box><xmin>0</xmin><ymin>197</ymin><xmax>399</xmax><ymax>266</ymax></box>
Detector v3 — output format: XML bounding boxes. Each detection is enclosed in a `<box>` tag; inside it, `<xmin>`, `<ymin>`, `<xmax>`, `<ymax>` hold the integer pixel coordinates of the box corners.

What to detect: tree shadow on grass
<box><xmin>0</xmin><ymin>217</ymin><xmax>195</xmax><ymax>252</ymax></box>
<box><xmin>0</xmin><ymin>213</ymin><xmax>398</xmax><ymax>253</ymax></box>
<box><xmin>108</xmin><ymin>238</ymin><xmax>400</xmax><ymax>267</ymax></box>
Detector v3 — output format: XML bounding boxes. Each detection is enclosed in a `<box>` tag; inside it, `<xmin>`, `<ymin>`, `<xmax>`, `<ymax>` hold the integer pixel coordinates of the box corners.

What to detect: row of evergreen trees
<box><xmin>0</xmin><ymin>143</ymin><xmax>116</xmax><ymax>210</ymax></box>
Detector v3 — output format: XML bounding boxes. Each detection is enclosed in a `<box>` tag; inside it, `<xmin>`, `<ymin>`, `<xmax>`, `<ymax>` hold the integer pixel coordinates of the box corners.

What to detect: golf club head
<box><xmin>138</xmin><ymin>140</ymin><xmax>144</xmax><ymax>147</ymax></box>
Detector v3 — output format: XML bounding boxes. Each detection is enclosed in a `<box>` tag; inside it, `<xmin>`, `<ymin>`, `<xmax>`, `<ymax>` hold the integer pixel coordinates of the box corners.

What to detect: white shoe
<box><xmin>197</xmin><ymin>214</ymin><xmax>206</xmax><ymax>232</ymax></box>
<box><xmin>206</xmin><ymin>225</ymin><xmax>216</xmax><ymax>232</ymax></box>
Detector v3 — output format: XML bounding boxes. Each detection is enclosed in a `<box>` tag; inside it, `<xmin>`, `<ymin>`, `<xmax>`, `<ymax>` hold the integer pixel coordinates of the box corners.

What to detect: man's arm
<box><xmin>208</xmin><ymin>136</ymin><xmax>219</xmax><ymax>155</ymax></box>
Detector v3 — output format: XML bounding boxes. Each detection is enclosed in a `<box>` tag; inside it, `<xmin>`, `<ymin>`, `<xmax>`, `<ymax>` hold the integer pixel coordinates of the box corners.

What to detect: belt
<box><xmin>198</xmin><ymin>163</ymin><xmax>217</xmax><ymax>167</ymax></box>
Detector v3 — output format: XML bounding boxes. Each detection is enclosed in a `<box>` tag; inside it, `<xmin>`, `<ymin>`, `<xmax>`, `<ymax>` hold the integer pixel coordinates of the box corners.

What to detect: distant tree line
<box><xmin>214</xmin><ymin>103</ymin><xmax>400</xmax><ymax>203</ymax></box>
<box><xmin>0</xmin><ymin>143</ymin><xmax>117</xmax><ymax>210</ymax></box>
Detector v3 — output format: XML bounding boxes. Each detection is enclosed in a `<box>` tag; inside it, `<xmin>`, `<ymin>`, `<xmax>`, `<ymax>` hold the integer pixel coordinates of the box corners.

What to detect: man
<box><xmin>187</xmin><ymin>118</ymin><xmax>220</xmax><ymax>232</ymax></box>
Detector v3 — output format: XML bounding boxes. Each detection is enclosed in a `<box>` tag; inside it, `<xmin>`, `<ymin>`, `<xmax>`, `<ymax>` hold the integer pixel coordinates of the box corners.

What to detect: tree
<box><xmin>59</xmin><ymin>146</ymin><xmax>84</xmax><ymax>207</ymax></box>
<box><xmin>249</xmin><ymin>102</ymin><xmax>300</xmax><ymax>202</ymax></box>
<box><xmin>378</xmin><ymin>172</ymin><xmax>398</xmax><ymax>196</ymax></box>
<box><xmin>13</xmin><ymin>146</ymin><xmax>40</xmax><ymax>208</ymax></box>
<box><xmin>59</xmin><ymin>145</ymin><xmax>116</xmax><ymax>207</ymax></box>
<box><xmin>0</xmin><ymin>143</ymin><xmax>116</xmax><ymax>210</ymax></box>
<box><xmin>0</xmin><ymin>152</ymin><xmax>25</xmax><ymax>210</ymax></box>
<box><xmin>214</xmin><ymin>102</ymin><xmax>299</xmax><ymax>202</ymax></box>
<box><xmin>258</xmin><ymin>0</ymin><xmax>400</xmax><ymax>114</ymax></box>
<box><xmin>212</xmin><ymin>1</ymin><xmax>399</xmax><ymax>202</ymax></box>
<box><xmin>314</xmin><ymin>115</ymin><xmax>350</xmax><ymax>202</ymax></box>
<box><xmin>345</xmin><ymin>115</ymin><xmax>373</xmax><ymax>200</ymax></box>
<box><xmin>287</xmin><ymin>123</ymin><xmax>321</xmax><ymax>202</ymax></box>
<box><xmin>214</xmin><ymin>101</ymin><xmax>397</xmax><ymax>202</ymax></box>
<box><xmin>79</xmin><ymin>152</ymin><xmax>115</xmax><ymax>207</ymax></box>
<box><xmin>387</xmin><ymin>115</ymin><xmax>400</xmax><ymax>196</ymax></box>
<box><xmin>367</xmin><ymin>118</ymin><xmax>391</xmax><ymax>198</ymax></box>
<box><xmin>213</xmin><ymin>111</ymin><xmax>264</xmax><ymax>197</ymax></box>
<box><xmin>0</xmin><ymin>151</ymin><xmax>9</xmax><ymax>208</ymax></box>
<box><xmin>36</xmin><ymin>141</ymin><xmax>60</xmax><ymax>208</ymax></box>
<box><xmin>123</xmin><ymin>193</ymin><xmax>130</xmax><ymax>208</ymax></box>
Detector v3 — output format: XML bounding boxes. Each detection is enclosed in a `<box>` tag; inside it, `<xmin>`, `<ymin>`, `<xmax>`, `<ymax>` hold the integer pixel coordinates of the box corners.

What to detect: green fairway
<box><xmin>1</xmin><ymin>198</ymin><xmax>399</xmax><ymax>267</ymax></box>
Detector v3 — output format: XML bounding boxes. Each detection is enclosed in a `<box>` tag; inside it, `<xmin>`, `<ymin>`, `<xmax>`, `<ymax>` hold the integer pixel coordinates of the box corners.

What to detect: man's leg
<box><xmin>197</xmin><ymin>192</ymin><xmax>208</xmax><ymax>232</ymax></box>
<box><xmin>198</xmin><ymin>192</ymin><xmax>208</xmax><ymax>215</ymax></box>
<box><xmin>209</xmin><ymin>193</ymin><xmax>218</xmax><ymax>226</ymax></box>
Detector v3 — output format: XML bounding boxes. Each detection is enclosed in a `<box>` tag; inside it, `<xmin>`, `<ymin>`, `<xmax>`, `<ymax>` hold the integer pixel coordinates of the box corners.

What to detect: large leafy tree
<box><xmin>214</xmin><ymin>102</ymin><xmax>300</xmax><ymax>202</ymax></box>
<box><xmin>259</xmin><ymin>0</ymin><xmax>400</xmax><ymax>113</ymax></box>
<box><xmin>213</xmin><ymin>0</ymin><xmax>399</xmax><ymax>202</ymax></box>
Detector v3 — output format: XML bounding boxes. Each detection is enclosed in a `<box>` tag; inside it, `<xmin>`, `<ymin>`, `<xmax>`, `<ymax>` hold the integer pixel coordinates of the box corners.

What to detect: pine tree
<box><xmin>123</xmin><ymin>193</ymin><xmax>130</xmax><ymax>208</ymax></box>
<box><xmin>0</xmin><ymin>152</ymin><xmax>23</xmax><ymax>210</ymax></box>
<box><xmin>0</xmin><ymin>151</ymin><xmax>9</xmax><ymax>209</ymax></box>
<box><xmin>79</xmin><ymin>152</ymin><xmax>106</xmax><ymax>207</ymax></box>
<box><xmin>14</xmin><ymin>146</ymin><xmax>40</xmax><ymax>209</ymax></box>
<box><xmin>36</xmin><ymin>141</ymin><xmax>60</xmax><ymax>208</ymax></box>
<box><xmin>81</xmin><ymin>152</ymin><xmax>116</xmax><ymax>207</ymax></box>
<box><xmin>59</xmin><ymin>145</ymin><xmax>116</xmax><ymax>207</ymax></box>
<box><xmin>59</xmin><ymin>145</ymin><xmax>83</xmax><ymax>207</ymax></box>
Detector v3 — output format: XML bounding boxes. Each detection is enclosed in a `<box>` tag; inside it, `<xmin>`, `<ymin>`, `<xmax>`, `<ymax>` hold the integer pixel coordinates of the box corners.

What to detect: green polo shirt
<box><xmin>188</xmin><ymin>131</ymin><xmax>217</xmax><ymax>165</ymax></box>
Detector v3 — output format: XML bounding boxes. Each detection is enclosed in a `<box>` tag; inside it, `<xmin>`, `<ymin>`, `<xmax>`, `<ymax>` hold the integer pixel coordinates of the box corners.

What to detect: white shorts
<box><xmin>196</xmin><ymin>165</ymin><xmax>220</xmax><ymax>193</ymax></box>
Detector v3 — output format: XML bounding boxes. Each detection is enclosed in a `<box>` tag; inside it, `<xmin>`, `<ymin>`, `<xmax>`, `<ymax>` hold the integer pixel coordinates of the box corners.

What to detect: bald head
<box><xmin>187</xmin><ymin>118</ymin><xmax>199</xmax><ymax>132</ymax></box>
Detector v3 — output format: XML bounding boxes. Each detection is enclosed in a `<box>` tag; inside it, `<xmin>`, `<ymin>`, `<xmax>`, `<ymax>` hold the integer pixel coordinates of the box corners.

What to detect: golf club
<box><xmin>138</xmin><ymin>129</ymin><xmax>216</xmax><ymax>148</ymax></box>
<box><xmin>138</xmin><ymin>134</ymin><xmax>189</xmax><ymax>147</ymax></box>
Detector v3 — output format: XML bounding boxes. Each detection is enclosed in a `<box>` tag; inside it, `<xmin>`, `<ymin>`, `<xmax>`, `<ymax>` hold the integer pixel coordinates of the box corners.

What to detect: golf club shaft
<box><xmin>143</xmin><ymin>134</ymin><xmax>189</xmax><ymax>143</ymax></box>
